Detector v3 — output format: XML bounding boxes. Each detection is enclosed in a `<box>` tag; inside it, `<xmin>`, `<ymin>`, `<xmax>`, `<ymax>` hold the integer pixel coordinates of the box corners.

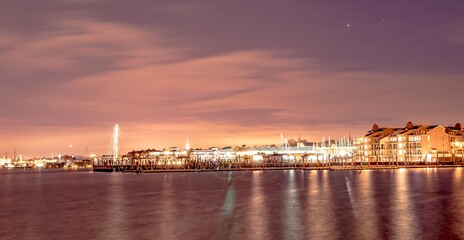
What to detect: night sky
<box><xmin>1</xmin><ymin>1</ymin><xmax>463</xmax><ymax>157</ymax></box>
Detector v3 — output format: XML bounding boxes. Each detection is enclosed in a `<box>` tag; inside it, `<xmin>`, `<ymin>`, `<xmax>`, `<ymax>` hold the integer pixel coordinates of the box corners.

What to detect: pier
<box><xmin>93</xmin><ymin>160</ymin><xmax>462</xmax><ymax>173</ymax></box>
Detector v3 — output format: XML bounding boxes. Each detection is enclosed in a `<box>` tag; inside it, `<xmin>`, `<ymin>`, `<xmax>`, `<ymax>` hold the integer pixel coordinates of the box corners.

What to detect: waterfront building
<box><xmin>356</xmin><ymin>124</ymin><xmax>398</xmax><ymax>163</ymax></box>
<box><xmin>0</xmin><ymin>157</ymin><xmax>12</xmax><ymax>168</ymax></box>
<box><xmin>118</xmin><ymin>137</ymin><xmax>355</xmax><ymax>169</ymax></box>
<box><xmin>446</xmin><ymin>123</ymin><xmax>464</xmax><ymax>160</ymax></box>
<box><xmin>356</xmin><ymin>122</ymin><xmax>464</xmax><ymax>164</ymax></box>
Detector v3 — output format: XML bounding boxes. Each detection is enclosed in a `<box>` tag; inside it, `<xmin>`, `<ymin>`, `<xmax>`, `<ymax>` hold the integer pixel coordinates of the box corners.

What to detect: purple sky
<box><xmin>1</xmin><ymin>0</ymin><xmax>463</xmax><ymax>157</ymax></box>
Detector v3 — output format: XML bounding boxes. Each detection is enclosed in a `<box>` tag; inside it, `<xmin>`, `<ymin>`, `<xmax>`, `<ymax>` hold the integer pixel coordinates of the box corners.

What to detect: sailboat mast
<box><xmin>113</xmin><ymin>124</ymin><xmax>119</xmax><ymax>163</ymax></box>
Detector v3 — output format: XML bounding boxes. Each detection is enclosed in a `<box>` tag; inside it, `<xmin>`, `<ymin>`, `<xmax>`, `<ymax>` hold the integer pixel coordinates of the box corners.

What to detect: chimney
<box><xmin>406</xmin><ymin>121</ymin><xmax>414</xmax><ymax>130</ymax></box>
<box><xmin>455</xmin><ymin>123</ymin><xmax>462</xmax><ymax>129</ymax></box>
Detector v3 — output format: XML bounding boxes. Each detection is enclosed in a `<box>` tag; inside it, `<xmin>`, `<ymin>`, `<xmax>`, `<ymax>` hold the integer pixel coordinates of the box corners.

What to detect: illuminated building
<box><xmin>119</xmin><ymin>136</ymin><xmax>355</xmax><ymax>168</ymax></box>
<box><xmin>356</xmin><ymin>122</ymin><xmax>464</xmax><ymax>164</ymax></box>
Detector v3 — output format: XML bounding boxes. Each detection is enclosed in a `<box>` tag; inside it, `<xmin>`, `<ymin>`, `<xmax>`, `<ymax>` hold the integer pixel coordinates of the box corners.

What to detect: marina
<box><xmin>3</xmin><ymin>122</ymin><xmax>464</xmax><ymax>173</ymax></box>
<box><xmin>90</xmin><ymin>123</ymin><xmax>463</xmax><ymax>173</ymax></box>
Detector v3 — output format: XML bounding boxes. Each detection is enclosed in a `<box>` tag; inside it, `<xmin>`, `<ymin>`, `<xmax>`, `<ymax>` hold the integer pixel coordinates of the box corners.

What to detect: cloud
<box><xmin>1</xmin><ymin>14</ymin><xmax>463</xmax><ymax>156</ymax></box>
<box><xmin>0</xmin><ymin>19</ymin><xmax>180</xmax><ymax>74</ymax></box>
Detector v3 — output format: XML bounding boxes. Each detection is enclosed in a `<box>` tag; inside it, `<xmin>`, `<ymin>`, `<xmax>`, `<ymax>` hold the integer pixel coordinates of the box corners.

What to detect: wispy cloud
<box><xmin>1</xmin><ymin>0</ymin><xmax>463</xmax><ymax>156</ymax></box>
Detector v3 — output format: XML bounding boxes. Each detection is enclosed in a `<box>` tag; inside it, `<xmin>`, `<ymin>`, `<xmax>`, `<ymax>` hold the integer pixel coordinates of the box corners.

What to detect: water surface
<box><xmin>0</xmin><ymin>168</ymin><xmax>463</xmax><ymax>239</ymax></box>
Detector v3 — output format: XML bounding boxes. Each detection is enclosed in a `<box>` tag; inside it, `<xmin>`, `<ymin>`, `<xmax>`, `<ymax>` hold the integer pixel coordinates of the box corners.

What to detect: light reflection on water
<box><xmin>392</xmin><ymin>169</ymin><xmax>418</xmax><ymax>239</ymax></box>
<box><xmin>101</xmin><ymin>175</ymin><xmax>129</xmax><ymax>240</ymax></box>
<box><xmin>452</xmin><ymin>168</ymin><xmax>464</xmax><ymax>237</ymax></box>
<box><xmin>247</xmin><ymin>171</ymin><xmax>267</xmax><ymax>239</ymax></box>
<box><xmin>306</xmin><ymin>170</ymin><xmax>340</xmax><ymax>239</ymax></box>
<box><xmin>353</xmin><ymin>170</ymin><xmax>380</xmax><ymax>239</ymax></box>
<box><xmin>0</xmin><ymin>168</ymin><xmax>463</xmax><ymax>240</ymax></box>
<box><xmin>284</xmin><ymin>170</ymin><xmax>303</xmax><ymax>239</ymax></box>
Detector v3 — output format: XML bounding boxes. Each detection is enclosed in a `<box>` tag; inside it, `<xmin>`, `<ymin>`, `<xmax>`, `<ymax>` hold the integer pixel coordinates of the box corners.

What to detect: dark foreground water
<box><xmin>1</xmin><ymin>168</ymin><xmax>463</xmax><ymax>240</ymax></box>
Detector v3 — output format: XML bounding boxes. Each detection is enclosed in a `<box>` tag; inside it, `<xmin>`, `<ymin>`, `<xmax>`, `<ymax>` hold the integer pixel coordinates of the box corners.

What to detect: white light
<box><xmin>340</xmin><ymin>150</ymin><xmax>347</xmax><ymax>156</ymax></box>
<box><xmin>113</xmin><ymin>124</ymin><xmax>119</xmax><ymax>162</ymax></box>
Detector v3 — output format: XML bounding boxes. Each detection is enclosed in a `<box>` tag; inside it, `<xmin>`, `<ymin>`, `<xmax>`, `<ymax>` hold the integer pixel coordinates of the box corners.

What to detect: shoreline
<box><xmin>95</xmin><ymin>164</ymin><xmax>464</xmax><ymax>173</ymax></box>
<box><xmin>1</xmin><ymin>165</ymin><xmax>462</xmax><ymax>173</ymax></box>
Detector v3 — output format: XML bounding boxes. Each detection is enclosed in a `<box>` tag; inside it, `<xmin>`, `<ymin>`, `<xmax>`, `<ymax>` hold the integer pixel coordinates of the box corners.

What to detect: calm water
<box><xmin>0</xmin><ymin>168</ymin><xmax>463</xmax><ymax>240</ymax></box>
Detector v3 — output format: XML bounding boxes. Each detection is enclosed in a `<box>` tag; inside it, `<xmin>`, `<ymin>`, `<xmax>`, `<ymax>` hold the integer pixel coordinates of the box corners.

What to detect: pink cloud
<box><xmin>1</xmin><ymin>18</ymin><xmax>463</xmax><ymax>156</ymax></box>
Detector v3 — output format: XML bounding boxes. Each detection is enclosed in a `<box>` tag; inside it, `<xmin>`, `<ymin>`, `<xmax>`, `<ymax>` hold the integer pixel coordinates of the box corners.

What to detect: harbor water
<box><xmin>0</xmin><ymin>168</ymin><xmax>463</xmax><ymax>239</ymax></box>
